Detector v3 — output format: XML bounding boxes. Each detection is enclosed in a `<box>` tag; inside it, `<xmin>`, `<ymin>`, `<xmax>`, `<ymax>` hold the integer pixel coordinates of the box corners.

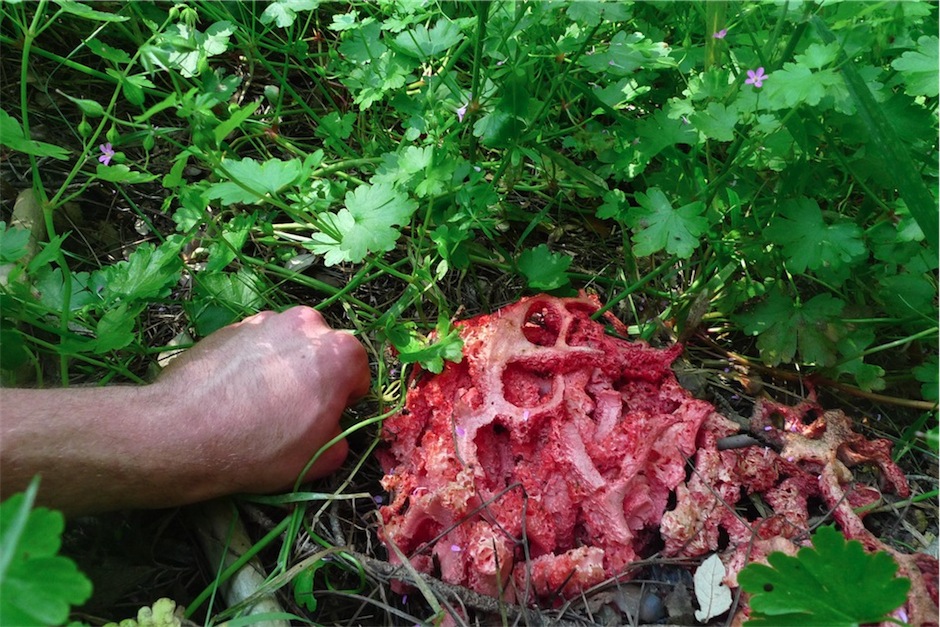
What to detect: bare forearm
<box><xmin>0</xmin><ymin>307</ymin><xmax>370</xmax><ymax>517</ymax></box>
<box><xmin>0</xmin><ymin>385</ymin><xmax>210</xmax><ymax>515</ymax></box>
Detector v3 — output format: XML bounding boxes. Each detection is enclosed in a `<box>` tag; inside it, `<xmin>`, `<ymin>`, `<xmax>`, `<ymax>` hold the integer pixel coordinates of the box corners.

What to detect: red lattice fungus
<box><xmin>377</xmin><ymin>295</ymin><xmax>938</xmax><ymax>621</ymax></box>
<box><xmin>378</xmin><ymin>294</ymin><xmax>711</xmax><ymax>601</ymax></box>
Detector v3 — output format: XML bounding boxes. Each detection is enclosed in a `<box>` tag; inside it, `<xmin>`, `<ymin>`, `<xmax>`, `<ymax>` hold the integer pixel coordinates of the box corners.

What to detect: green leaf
<box><xmin>292</xmin><ymin>568</ymin><xmax>318</xmax><ymax>611</ymax></box>
<box><xmin>372</xmin><ymin>145</ymin><xmax>454</xmax><ymax>198</ymax></box>
<box><xmin>0</xmin><ymin>109</ymin><xmax>70</xmax><ymax>160</ymax></box>
<box><xmin>343</xmin><ymin>53</ymin><xmax>412</xmax><ymax>109</ymax></box>
<box><xmin>0</xmin><ymin>222</ymin><xmax>31</xmax><ymax>263</ymax></box>
<box><xmin>52</xmin><ymin>0</ymin><xmax>128</xmax><ymax>22</ymax></box>
<box><xmin>141</xmin><ymin>21</ymin><xmax>233</xmax><ymax>78</ymax></box>
<box><xmin>635</xmin><ymin>109</ymin><xmax>699</xmax><ymax>160</ymax></box>
<box><xmin>391</xmin><ymin>19</ymin><xmax>465</xmax><ymax>60</ymax></box>
<box><xmin>793</xmin><ymin>43</ymin><xmax>838</xmax><ymax>70</ymax></box>
<box><xmin>891</xmin><ymin>36</ymin><xmax>939</xmax><ymax>98</ymax></box>
<box><xmin>472</xmin><ymin>110</ymin><xmax>520</xmax><ymax>147</ymax></box>
<box><xmin>739</xmin><ymin>526</ymin><xmax>909</xmax><ymax>626</ymax></box>
<box><xmin>765</xmin><ymin>198</ymin><xmax>865</xmax><ymax>276</ymax></box>
<box><xmin>580</xmin><ymin>30</ymin><xmax>673</xmax><ymax>76</ymax></box>
<box><xmin>877</xmin><ymin>272</ymin><xmax>937</xmax><ymax>318</ymax></box>
<box><xmin>306</xmin><ymin>182</ymin><xmax>417</xmax><ymax>265</ymax></box>
<box><xmin>187</xmin><ymin>269</ymin><xmax>264</xmax><ymax>336</ymax></box>
<box><xmin>95</xmin><ymin>164</ymin><xmax>158</xmax><ymax>184</ymax></box>
<box><xmin>517</xmin><ymin>244</ymin><xmax>572</xmax><ymax>291</ymax></box>
<box><xmin>85</xmin><ymin>39</ymin><xmax>131</xmax><ymax>64</ymax></box>
<box><xmin>213</xmin><ymin>101</ymin><xmax>260</xmax><ymax>144</ymax></box>
<box><xmin>100</xmin><ymin>239</ymin><xmax>182</xmax><ymax>303</ymax></box>
<box><xmin>0</xmin><ymin>327</ymin><xmax>29</xmax><ymax>370</ymax></box>
<box><xmin>913</xmin><ymin>356</ymin><xmax>939</xmax><ymax>403</ymax></box>
<box><xmin>338</xmin><ymin>20</ymin><xmax>386</xmax><ymax>63</ymax></box>
<box><xmin>0</xmin><ymin>480</ymin><xmax>94</xmax><ymax>626</ymax></box>
<box><xmin>206</xmin><ymin>214</ymin><xmax>254</xmax><ymax>272</ymax></box>
<box><xmin>565</xmin><ymin>1</ymin><xmax>631</xmax><ymax>26</ymax></box>
<box><xmin>315</xmin><ymin>111</ymin><xmax>355</xmax><ymax>148</ymax></box>
<box><xmin>596</xmin><ymin>189</ymin><xmax>627</xmax><ymax>221</ymax></box>
<box><xmin>386</xmin><ymin>317</ymin><xmax>463</xmax><ymax>374</ymax></box>
<box><xmin>202</xmin><ymin>21</ymin><xmax>235</xmax><ymax>56</ymax></box>
<box><xmin>60</xmin><ymin>92</ymin><xmax>105</xmax><ymax>117</ymax></box>
<box><xmin>260</xmin><ymin>0</ymin><xmax>319</xmax><ymax>28</ymax></box>
<box><xmin>122</xmin><ymin>74</ymin><xmax>156</xmax><ymax>107</ymax></box>
<box><xmin>690</xmin><ymin>102</ymin><xmax>738</xmax><ymax>142</ymax></box>
<box><xmin>763</xmin><ymin>64</ymin><xmax>840</xmax><ymax>109</ymax></box>
<box><xmin>33</xmin><ymin>267</ymin><xmax>96</xmax><ymax>311</ymax></box>
<box><xmin>832</xmin><ymin>329</ymin><xmax>885</xmax><ymax>392</ymax></box>
<box><xmin>329</xmin><ymin>11</ymin><xmax>360</xmax><ymax>31</ymax></box>
<box><xmin>206</xmin><ymin>157</ymin><xmax>302</xmax><ymax>205</ymax></box>
<box><xmin>738</xmin><ymin>291</ymin><xmax>845</xmax><ymax>367</ymax></box>
<box><xmin>27</xmin><ymin>233</ymin><xmax>68</xmax><ymax>274</ymax></box>
<box><xmin>627</xmin><ymin>188</ymin><xmax>707</xmax><ymax>258</ymax></box>
<box><xmin>93</xmin><ymin>303</ymin><xmax>137</xmax><ymax>353</ymax></box>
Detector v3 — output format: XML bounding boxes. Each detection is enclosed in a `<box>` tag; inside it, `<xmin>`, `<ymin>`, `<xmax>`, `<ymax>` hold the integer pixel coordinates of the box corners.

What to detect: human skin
<box><xmin>0</xmin><ymin>306</ymin><xmax>371</xmax><ymax>516</ymax></box>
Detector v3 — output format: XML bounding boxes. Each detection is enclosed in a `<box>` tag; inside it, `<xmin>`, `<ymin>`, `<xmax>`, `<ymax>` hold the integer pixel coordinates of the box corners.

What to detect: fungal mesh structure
<box><xmin>377</xmin><ymin>295</ymin><xmax>937</xmax><ymax>622</ymax></box>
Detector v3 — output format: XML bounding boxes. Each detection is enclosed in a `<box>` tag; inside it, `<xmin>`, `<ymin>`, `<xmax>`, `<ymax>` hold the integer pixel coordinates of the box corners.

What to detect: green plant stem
<box><xmin>239</xmin><ymin>254</ymin><xmax>383</xmax><ymax>318</ymax></box>
<box><xmin>829</xmin><ymin>327</ymin><xmax>939</xmax><ymax>368</ymax></box>
<box><xmin>467</xmin><ymin>1</ymin><xmax>488</xmax><ymax>161</ymax></box>
<box><xmin>592</xmin><ymin>258</ymin><xmax>680</xmax><ymax>320</ymax></box>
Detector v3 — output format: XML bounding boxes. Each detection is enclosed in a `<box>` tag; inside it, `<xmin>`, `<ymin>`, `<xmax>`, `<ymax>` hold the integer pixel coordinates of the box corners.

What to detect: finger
<box><xmin>282</xmin><ymin>305</ymin><xmax>327</xmax><ymax>329</ymax></box>
<box><xmin>341</xmin><ymin>335</ymin><xmax>371</xmax><ymax>402</ymax></box>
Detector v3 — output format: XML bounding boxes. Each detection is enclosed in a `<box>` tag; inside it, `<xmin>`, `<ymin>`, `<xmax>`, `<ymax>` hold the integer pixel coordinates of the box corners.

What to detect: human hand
<box><xmin>156</xmin><ymin>306</ymin><xmax>371</xmax><ymax>499</ymax></box>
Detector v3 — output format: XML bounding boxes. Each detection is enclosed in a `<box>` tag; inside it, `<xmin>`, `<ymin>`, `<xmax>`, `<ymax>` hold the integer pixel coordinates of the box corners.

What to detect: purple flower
<box><xmin>450</xmin><ymin>544</ymin><xmax>462</xmax><ymax>552</ymax></box>
<box><xmin>455</xmin><ymin>426</ymin><xmax>466</xmax><ymax>437</ymax></box>
<box><xmin>373</xmin><ymin>495</ymin><xmax>384</xmax><ymax>504</ymax></box>
<box><xmin>456</xmin><ymin>103</ymin><xmax>468</xmax><ymax>122</ymax></box>
<box><xmin>98</xmin><ymin>143</ymin><xmax>115</xmax><ymax>165</ymax></box>
<box><xmin>745</xmin><ymin>67</ymin><xmax>766</xmax><ymax>88</ymax></box>
<box><xmin>713</xmin><ymin>28</ymin><xmax>728</xmax><ymax>39</ymax></box>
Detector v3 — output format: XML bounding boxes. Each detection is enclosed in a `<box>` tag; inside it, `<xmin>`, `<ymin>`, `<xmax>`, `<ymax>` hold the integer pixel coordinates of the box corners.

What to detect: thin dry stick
<box><xmin>346</xmin><ymin>549</ymin><xmax>584</xmax><ymax>626</ymax></box>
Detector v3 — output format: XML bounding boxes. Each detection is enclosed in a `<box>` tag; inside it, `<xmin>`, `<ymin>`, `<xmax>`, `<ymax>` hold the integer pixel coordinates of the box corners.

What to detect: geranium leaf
<box><xmin>0</xmin><ymin>481</ymin><xmax>93</xmax><ymax>627</ymax></box>
<box><xmin>391</xmin><ymin>19</ymin><xmax>465</xmax><ymax>60</ymax></box>
<box><xmin>0</xmin><ymin>222</ymin><xmax>31</xmax><ymax>263</ymax></box>
<box><xmin>0</xmin><ymin>109</ymin><xmax>70</xmax><ymax>160</ymax></box>
<box><xmin>690</xmin><ymin>102</ymin><xmax>738</xmax><ymax>142</ymax></box>
<box><xmin>739</xmin><ymin>526</ymin><xmax>909</xmax><ymax>626</ymax></box>
<box><xmin>763</xmin><ymin>64</ymin><xmax>840</xmax><ymax>109</ymax></box>
<box><xmin>737</xmin><ymin>291</ymin><xmax>845</xmax><ymax>367</ymax></box>
<box><xmin>765</xmin><ymin>197</ymin><xmax>866</xmax><ymax>276</ymax></box>
<box><xmin>386</xmin><ymin>317</ymin><xmax>463</xmax><ymax>374</ymax></box>
<box><xmin>260</xmin><ymin>0</ymin><xmax>319</xmax><ymax>28</ymax></box>
<box><xmin>206</xmin><ymin>157</ymin><xmax>303</xmax><ymax>205</ymax></box>
<box><xmin>306</xmin><ymin>182</ymin><xmax>417</xmax><ymax>265</ymax></box>
<box><xmin>596</xmin><ymin>189</ymin><xmax>627</xmax><ymax>221</ymax></box>
<box><xmin>517</xmin><ymin>244</ymin><xmax>572</xmax><ymax>291</ymax></box>
<box><xmin>891</xmin><ymin>35</ymin><xmax>939</xmax><ymax>97</ymax></box>
<box><xmin>627</xmin><ymin>187</ymin><xmax>707</xmax><ymax>258</ymax></box>
<box><xmin>100</xmin><ymin>238</ymin><xmax>183</xmax><ymax>303</ymax></box>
